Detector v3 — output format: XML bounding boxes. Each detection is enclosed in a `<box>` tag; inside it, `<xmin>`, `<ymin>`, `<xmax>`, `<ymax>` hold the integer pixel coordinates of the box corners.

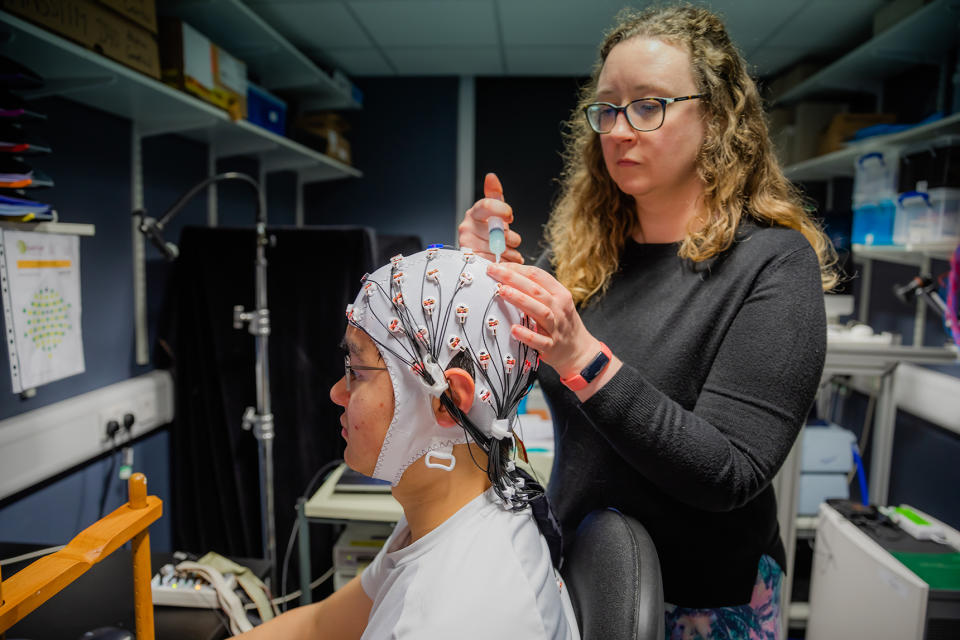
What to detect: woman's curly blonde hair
<box><xmin>545</xmin><ymin>4</ymin><xmax>839</xmax><ymax>306</ymax></box>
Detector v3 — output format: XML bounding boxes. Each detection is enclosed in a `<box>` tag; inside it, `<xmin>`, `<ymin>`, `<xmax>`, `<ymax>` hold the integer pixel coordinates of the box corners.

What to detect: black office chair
<box><xmin>564</xmin><ymin>508</ymin><xmax>665</xmax><ymax>640</ymax></box>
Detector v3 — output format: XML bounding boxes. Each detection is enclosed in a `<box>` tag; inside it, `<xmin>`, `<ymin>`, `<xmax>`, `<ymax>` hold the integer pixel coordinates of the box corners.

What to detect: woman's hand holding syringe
<box><xmin>459</xmin><ymin>173</ymin><xmax>525</xmax><ymax>264</ymax></box>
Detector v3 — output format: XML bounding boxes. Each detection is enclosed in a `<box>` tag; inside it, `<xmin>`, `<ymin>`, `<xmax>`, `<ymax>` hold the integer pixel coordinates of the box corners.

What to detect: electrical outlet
<box><xmin>0</xmin><ymin>370</ymin><xmax>174</xmax><ymax>501</ymax></box>
<box><xmin>99</xmin><ymin>403</ymin><xmax>133</xmax><ymax>441</ymax></box>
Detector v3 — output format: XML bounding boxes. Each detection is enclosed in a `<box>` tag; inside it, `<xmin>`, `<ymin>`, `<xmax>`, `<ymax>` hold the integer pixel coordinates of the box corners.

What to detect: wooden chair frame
<box><xmin>0</xmin><ymin>472</ymin><xmax>162</xmax><ymax>639</ymax></box>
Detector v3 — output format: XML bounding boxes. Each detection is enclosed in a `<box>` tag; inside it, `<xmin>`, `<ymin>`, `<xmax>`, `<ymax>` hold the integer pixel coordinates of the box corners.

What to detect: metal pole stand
<box><xmin>234</xmin><ymin>243</ymin><xmax>277</xmax><ymax>591</ymax></box>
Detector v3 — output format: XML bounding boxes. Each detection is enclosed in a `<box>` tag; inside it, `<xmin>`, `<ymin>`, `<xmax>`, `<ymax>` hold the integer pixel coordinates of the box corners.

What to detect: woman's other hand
<box><xmin>486</xmin><ymin>262</ymin><xmax>621</xmax><ymax>394</ymax></box>
<box><xmin>459</xmin><ymin>173</ymin><xmax>525</xmax><ymax>264</ymax></box>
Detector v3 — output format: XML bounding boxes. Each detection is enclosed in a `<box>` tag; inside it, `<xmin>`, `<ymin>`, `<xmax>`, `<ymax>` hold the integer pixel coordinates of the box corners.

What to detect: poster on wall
<box><xmin>0</xmin><ymin>230</ymin><xmax>85</xmax><ymax>393</ymax></box>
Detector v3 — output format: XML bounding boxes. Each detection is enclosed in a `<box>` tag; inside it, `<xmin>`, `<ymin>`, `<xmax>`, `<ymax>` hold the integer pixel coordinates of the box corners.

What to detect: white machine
<box><xmin>807</xmin><ymin>501</ymin><xmax>960</xmax><ymax>640</ymax></box>
<box><xmin>333</xmin><ymin>523</ymin><xmax>393</xmax><ymax>590</ymax></box>
<box><xmin>798</xmin><ymin>424</ymin><xmax>856</xmax><ymax>515</ymax></box>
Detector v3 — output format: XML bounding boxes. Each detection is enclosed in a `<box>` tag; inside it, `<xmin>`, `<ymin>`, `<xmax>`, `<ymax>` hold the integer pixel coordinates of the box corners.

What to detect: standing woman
<box><xmin>460</xmin><ymin>5</ymin><xmax>838</xmax><ymax>638</ymax></box>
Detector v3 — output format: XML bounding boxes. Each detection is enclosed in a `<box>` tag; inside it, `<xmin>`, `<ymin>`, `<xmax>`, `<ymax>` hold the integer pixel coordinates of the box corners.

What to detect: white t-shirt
<box><xmin>360</xmin><ymin>488</ymin><xmax>580</xmax><ymax>640</ymax></box>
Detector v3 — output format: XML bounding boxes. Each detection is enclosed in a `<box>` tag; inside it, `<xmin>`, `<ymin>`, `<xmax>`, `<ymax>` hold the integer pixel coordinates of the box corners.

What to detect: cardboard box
<box><xmin>295</xmin><ymin>112</ymin><xmax>350</xmax><ymax>135</ymax></box>
<box><xmin>97</xmin><ymin>0</ymin><xmax>156</xmax><ymax>34</ymax></box>
<box><xmin>3</xmin><ymin>0</ymin><xmax>160</xmax><ymax>79</ymax></box>
<box><xmin>793</xmin><ymin>102</ymin><xmax>847</xmax><ymax>163</ymax></box>
<box><xmin>817</xmin><ymin>113</ymin><xmax>896</xmax><ymax>156</ymax></box>
<box><xmin>768</xmin><ymin>62</ymin><xmax>823</xmax><ymax>103</ymax></box>
<box><xmin>292</xmin><ymin>111</ymin><xmax>352</xmax><ymax>163</ymax></box>
<box><xmin>291</xmin><ymin>126</ymin><xmax>352</xmax><ymax>165</ymax></box>
<box><xmin>159</xmin><ymin>18</ymin><xmax>247</xmax><ymax>120</ymax></box>
<box><xmin>324</xmin><ymin>129</ymin><xmax>351</xmax><ymax>165</ymax></box>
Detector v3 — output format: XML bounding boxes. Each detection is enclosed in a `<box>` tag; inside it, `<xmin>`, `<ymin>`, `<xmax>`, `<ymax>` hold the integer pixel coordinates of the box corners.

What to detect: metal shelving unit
<box><xmin>774</xmin><ymin>0</ymin><xmax>960</xmax><ymax>107</ymax></box>
<box><xmin>0</xmin><ymin>11</ymin><xmax>360</xmax><ymax>185</ymax></box>
<box><xmin>851</xmin><ymin>244</ymin><xmax>956</xmax><ymax>349</ymax></box>
<box><xmin>778</xmin><ymin>0</ymin><xmax>960</xmax><ymax>182</ymax></box>
<box><xmin>0</xmin><ymin>222</ymin><xmax>95</xmax><ymax>237</ymax></box>
<box><xmin>784</xmin><ymin>342</ymin><xmax>957</xmax><ymax>630</ymax></box>
<box><xmin>783</xmin><ymin>112</ymin><xmax>960</xmax><ymax>182</ymax></box>
<box><xmin>165</xmin><ymin>0</ymin><xmax>361</xmax><ymax>110</ymax></box>
<box><xmin>0</xmin><ymin>8</ymin><xmax>363</xmax><ymax>364</ymax></box>
<box><xmin>776</xmin><ymin>4</ymin><xmax>960</xmax><ymax>614</ymax></box>
<box><xmin>851</xmin><ymin>243</ymin><xmax>956</xmax><ymax>265</ymax></box>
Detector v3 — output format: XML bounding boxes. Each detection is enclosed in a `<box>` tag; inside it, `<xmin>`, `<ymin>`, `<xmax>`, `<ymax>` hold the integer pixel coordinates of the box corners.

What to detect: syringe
<box><xmin>488</xmin><ymin>217</ymin><xmax>505</xmax><ymax>263</ymax></box>
<box><xmin>484</xmin><ymin>172</ymin><xmax>507</xmax><ymax>263</ymax></box>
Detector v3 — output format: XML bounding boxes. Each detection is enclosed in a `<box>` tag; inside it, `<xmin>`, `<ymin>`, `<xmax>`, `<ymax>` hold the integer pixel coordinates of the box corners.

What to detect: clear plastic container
<box><xmin>895</xmin><ymin>188</ymin><xmax>960</xmax><ymax>245</ymax></box>
<box><xmin>898</xmin><ymin>135</ymin><xmax>960</xmax><ymax>192</ymax></box>
<box><xmin>853</xmin><ymin>150</ymin><xmax>899</xmax><ymax>206</ymax></box>
<box><xmin>852</xmin><ymin>199</ymin><xmax>896</xmax><ymax>246</ymax></box>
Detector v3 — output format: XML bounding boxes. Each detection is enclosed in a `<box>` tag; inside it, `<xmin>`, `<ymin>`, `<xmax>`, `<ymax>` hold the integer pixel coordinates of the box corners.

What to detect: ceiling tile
<box><xmin>498</xmin><ymin>0</ymin><xmax>631</xmax><ymax>47</ymax></box>
<box><xmin>384</xmin><ymin>45</ymin><xmax>503</xmax><ymax>75</ymax></box>
<box><xmin>349</xmin><ymin>0</ymin><xmax>499</xmax><ymax>47</ymax></box>
<box><xmin>504</xmin><ymin>45</ymin><xmax>596</xmax><ymax>76</ymax></box>
<box><xmin>701</xmin><ymin>0</ymin><xmax>810</xmax><ymax>53</ymax></box>
<box><xmin>240</xmin><ymin>0</ymin><xmax>897</xmax><ymax>78</ymax></box>
<box><xmin>244</xmin><ymin>1</ymin><xmax>372</xmax><ymax>49</ymax></box>
<box><xmin>319</xmin><ymin>47</ymin><xmax>395</xmax><ymax>76</ymax></box>
<box><xmin>770</xmin><ymin>0</ymin><xmax>885</xmax><ymax>49</ymax></box>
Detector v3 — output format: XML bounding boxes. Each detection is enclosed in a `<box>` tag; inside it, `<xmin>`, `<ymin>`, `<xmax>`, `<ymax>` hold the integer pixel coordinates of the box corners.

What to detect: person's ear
<box><xmin>433</xmin><ymin>367</ymin><xmax>475</xmax><ymax>427</ymax></box>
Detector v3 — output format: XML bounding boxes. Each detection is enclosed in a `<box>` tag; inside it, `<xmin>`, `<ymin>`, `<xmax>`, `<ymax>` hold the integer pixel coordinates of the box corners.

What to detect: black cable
<box><xmin>158</xmin><ymin>172</ymin><xmax>263</xmax><ymax>228</ymax></box>
<box><xmin>419</xmin><ymin>256</ymin><xmax>431</xmax><ymax>356</ymax></box>
<box><xmin>136</xmin><ymin>172</ymin><xmax>264</xmax><ymax>261</ymax></box>
<box><xmin>366</xmin><ymin>279</ymin><xmax>418</xmax><ymax>364</ymax></box>
<box><xmin>462</xmin><ymin>329</ymin><xmax>504</xmax><ymax>411</ymax></box>
<box><xmin>479</xmin><ymin>295</ymin><xmax>506</xmax><ymax>403</ymax></box>
<box><xmin>97</xmin><ymin>435</ymin><xmax>119</xmax><ymax>518</ymax></box>
<box><xmin>280</xmin><ymin>459</ymin><xmax>344</xmax><ymax>612</ymax></box>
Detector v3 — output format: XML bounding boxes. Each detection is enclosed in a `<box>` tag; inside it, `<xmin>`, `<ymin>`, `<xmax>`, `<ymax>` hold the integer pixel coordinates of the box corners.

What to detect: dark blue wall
<box><xmin>0</xmin><ymin>100</ymin><xmax>302</xmax><ymax>551</ymax></box>
<box><xmin>304</xmin><ymin>77</ymin><xmax>459</xmax><ymax>248</ymax></box>
<box><xmin>0</xmin><ymin>78</ymin><xmax>459</xmax><ymax>554</ymax></box>
<box><xmin>0</xmin><ymin>98</ymin><xmax>149</xmax><ymax>416</ymax></box>
<box><xmin>0</xmin><ymin>429</ymin><xmax>170</xmax><ymax>547</ymax></box>
<box><xmin>0</xmin><ymin>98</ymin><xmax>172</xmax><ymax>549</ymax></box>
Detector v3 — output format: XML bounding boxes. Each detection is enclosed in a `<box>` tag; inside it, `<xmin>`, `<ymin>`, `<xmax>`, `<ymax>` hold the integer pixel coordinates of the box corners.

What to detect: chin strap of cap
<box><xmin>424</xmin><ymin>444</ymin><xmax>456</xmax><ymax>471</ymax></box>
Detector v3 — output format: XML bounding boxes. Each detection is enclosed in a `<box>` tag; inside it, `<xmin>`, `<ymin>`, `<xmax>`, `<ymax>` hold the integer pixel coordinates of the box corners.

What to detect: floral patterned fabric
<box><xmin>663</xmin><ymin>555</ymin><xmax>782</xmax><ymax>640</ymax></box>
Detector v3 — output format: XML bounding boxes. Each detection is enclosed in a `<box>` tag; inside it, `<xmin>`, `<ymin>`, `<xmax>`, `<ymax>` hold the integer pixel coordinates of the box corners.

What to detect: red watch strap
<box><xmin>560</xmin><ymin>342</ymin><xmax>612</xmax><ymax>391</ymax></box>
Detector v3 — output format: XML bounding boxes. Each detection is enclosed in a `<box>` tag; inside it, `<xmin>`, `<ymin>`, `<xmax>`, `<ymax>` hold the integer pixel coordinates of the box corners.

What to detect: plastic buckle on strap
<box><xmin>424</xmin><ymin>448</ymin><xmax>456</xmax><ymax>471</ymax></box>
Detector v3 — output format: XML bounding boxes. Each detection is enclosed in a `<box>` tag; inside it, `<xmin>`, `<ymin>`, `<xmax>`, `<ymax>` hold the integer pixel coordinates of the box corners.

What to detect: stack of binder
<box><xmin>0</xmin><ymin>56</ymin><xmax>53</xmax><ymax>221</ymax></box>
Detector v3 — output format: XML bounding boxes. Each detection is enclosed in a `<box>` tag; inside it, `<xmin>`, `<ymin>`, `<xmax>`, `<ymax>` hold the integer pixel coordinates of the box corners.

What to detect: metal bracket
<box><xmin>241</xmin><ymin>406</ymin><xmax>274</xmax><ymax>439</ymax></box>
<box><xmin>233</xmin><ymin>306</ymin><xmax>270</xmax><ymax>336</ymax></box>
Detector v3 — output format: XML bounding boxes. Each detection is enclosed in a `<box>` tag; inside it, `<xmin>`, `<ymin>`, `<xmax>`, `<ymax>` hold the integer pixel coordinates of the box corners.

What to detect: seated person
<box><xmin>239</xmin><ymin>246</ymin><xmax>579</xmax><ymax>640</ymax></box>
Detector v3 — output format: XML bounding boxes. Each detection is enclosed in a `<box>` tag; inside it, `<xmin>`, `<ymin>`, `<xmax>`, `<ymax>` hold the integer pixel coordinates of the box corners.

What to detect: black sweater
<box><xmin>537</xmin><ymin>223</ymin><xmax>826</xmax><ymax>607</ymax></box>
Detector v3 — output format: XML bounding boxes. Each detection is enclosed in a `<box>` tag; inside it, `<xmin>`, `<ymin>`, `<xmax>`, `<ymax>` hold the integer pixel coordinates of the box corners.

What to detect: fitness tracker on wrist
<box><xmin>560</xmin><ymin>342</ymin><xmax>612</xmax><ymax>391</ymax></box>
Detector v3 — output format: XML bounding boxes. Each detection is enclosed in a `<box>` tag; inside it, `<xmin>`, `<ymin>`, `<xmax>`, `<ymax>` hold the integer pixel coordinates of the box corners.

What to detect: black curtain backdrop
<box><xmin>474</xmin><ymin>77</ymin><xmax>585</xmax><ymax>261</ymax></box>
<box><xmin>155</xmin><ymin>225</ymin><xmax>377</xmax><ymax>592</ymax></box>
<box><xmin>374</xmin><ymin>234</ymin><xmax>424</xmax><ymax>265</ymax></box>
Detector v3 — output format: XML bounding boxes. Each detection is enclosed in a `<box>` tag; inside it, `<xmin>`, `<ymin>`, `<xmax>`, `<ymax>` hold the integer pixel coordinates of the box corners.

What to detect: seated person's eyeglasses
<box><xmin>583</xmin><ymin>94</ymin><xmax>707</xmax><ymax>133</ymax></box>
<box><xmin>344</xmin><ymin>354</ymin><xmax>388</xmax><ymax>391</ymax></box>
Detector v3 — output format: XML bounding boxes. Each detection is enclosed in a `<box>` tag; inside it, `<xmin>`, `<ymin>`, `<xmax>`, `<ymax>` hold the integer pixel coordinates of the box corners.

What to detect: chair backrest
<box><xmin>564</xmin><ymin>508</ymin><xmax>664</xmax><ymax>640</ymax></box>
<box><xmin>0</xmin><ymin>473</ymin><xmax>162</xmax><ymax>638</ymax></box>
